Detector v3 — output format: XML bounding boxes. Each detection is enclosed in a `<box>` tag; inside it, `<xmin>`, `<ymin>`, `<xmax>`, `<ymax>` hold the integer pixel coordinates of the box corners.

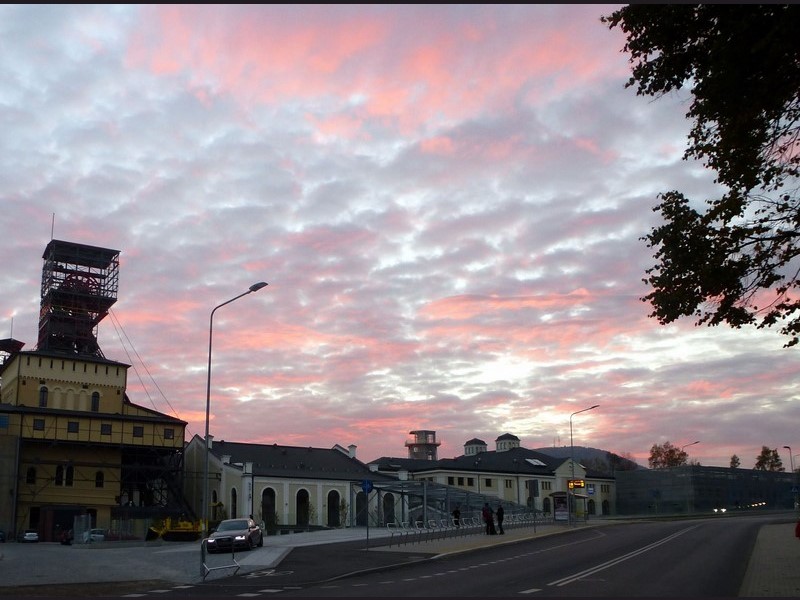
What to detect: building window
<box><xmin>164</xmin><ymin>428</ymin><xmax>174</xmax><ymax>440</ymax></box>
<box><xmin>467</xmin><ymin>478</ymin><xmax>474</xmax><ymax>487</ymax></box>
<box><xmin>65</xmin><ymin>465</ymin><xmax>74</xmax><ymax>487</ymax></box>
<box><xmin>457</xmin><ymin>477</ymin><xmax>464</xmax><ymax>486</ymax></box>
<box><xmin>133</xmin><ymin>426</ymin><xmax>144</xmax><ymax>438</ymax></box>
<box><xmin>95</xmin><ymin>471</ymin><xmax>104</xmax><ymax>488</ymax></box>
<box><xmin>484</xmin><ymin>478</ymin><xmax>493</xmax><ymax>488</ymax></box>
<box><xmin>91</xmin><ymin>392</ymin><xmax>100</xmax><ymax>412</ymax></box>
<box><xmin>55</xmin><ymin>465</ymin><xmax>64</xmax><ymax>486</ymax></box>
<box><xmin>505</xmin><ymin>479</ymin><xmax>513</xmax><ymax>489</ymax></box>
<box><xmin>38</xmin><ymin>386</ymin><xmax>48</xmax><ymax>407</ymax></box>
<box><xmin>67</xmin><ymin>421</ymin><xmax>79</xmax><ymax>434</ymax></box>
<box><xmin>33</xmin><ymin>418</ymin><xmax>45</xmax><ymax>431</ymax></box>
<box><xmin>448</xmin><ymin>476</ymin><xmax>454</xmax><ymax>485</ymax></box>
<box><xmin>101</xmin><ymin>423</ymin><xmax>112</xmax><ymax>435</ymax></box>
<box><xmin>26</xmin><ymin>467</ymin><xmax>36</xmax><ymax>484</ymax></box>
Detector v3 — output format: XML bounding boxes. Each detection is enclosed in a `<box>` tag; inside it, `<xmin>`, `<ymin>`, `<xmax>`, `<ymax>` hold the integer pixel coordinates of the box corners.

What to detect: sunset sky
<box><xmin>1</xmin><ymin>5</ymin><xmax>798</xmax><ymax>470</ymax></box>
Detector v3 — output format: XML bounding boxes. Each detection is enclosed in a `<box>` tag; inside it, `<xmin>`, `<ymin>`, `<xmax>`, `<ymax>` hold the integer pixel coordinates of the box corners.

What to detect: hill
<box><xmin>533</xmin><ymin>445</ymin><xmax>643</xmax><ymax>474</ymax></box>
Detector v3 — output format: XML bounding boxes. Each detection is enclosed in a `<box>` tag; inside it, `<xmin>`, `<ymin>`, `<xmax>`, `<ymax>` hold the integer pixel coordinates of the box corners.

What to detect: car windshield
<box><xmin>217</xmin><ymin>519</ymin><xmax>248</xmax><ymax>531</ymax></box>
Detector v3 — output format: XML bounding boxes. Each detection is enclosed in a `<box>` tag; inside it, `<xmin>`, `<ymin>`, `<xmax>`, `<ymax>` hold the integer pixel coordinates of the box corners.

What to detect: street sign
<box><xmin>361</xmin><ymin>479</ymin><xmax>373</xmax><ymax>494</ymax></box>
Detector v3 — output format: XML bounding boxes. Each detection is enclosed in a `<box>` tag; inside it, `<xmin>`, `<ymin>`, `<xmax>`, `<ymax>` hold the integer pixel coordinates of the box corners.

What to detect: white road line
<box><xmin>519</xmin><ymin>588</ymin><xmax>542</xmax><ymax>594</ymax></box>
<box><xmin>548</xmin><ymin>525</ymin><xmax>701</xmax><ymax>587</ymax></box>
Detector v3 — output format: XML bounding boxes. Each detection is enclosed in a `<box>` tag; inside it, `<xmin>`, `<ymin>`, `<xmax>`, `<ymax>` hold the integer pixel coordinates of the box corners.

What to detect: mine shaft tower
<box><xmin>37</xmin><ymin>239</ymin><xmax>120</xmax><ymax>357</ymax></box>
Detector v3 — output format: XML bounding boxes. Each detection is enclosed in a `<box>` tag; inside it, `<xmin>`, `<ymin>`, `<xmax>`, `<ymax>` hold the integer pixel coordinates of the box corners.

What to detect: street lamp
<box><xmin>680</xmin><ymin>441</ymin><xmax>700</xmax><ymax>514</ymax></box>
<box><xmin>783</xmin><ymin>446</ymin><xmax>797</xmax><ymax>511</ymax></box>
<box><xmin>681</xmin><ymin>440</ymin><xmax>700</xmax><ymax>464</ymax></box>
<box><xmin>569</xmin><ymin>404</ymin><xmax>599</xmax><ymax>526</ymax></box>
<box><xmin>202</xmin><ymin>281</ymin><xmax>268</xmax><ymax>537</ymax></box>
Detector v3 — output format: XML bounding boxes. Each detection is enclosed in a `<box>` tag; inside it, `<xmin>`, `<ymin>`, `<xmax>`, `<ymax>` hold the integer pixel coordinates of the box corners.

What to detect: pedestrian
<box><xmin>496</xmin><ymin>504</ymin><xmax>505</xmax><ymax>535</ymax></box>
<box><xmin>452</xmin><ymin>506</ymin><xmax>461</xmax><ymax>527</ymax></box>
<box><xmin>482</xmin><ymin>502</ymin><xmax>496</xmax><ymax>535</ymax></box>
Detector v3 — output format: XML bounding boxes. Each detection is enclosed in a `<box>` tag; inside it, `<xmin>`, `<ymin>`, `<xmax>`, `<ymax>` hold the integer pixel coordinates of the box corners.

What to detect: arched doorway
<box><xmin>296</xmin><ymin>488</ymin><xmax>310</xmax><ymax>526</ymax></box>
<box><xmin>543</xmin><ymin>497</ymin><xmax>551</xmax><ymax>515</ymax></box>
<box><xmin>382</xmin><ymin>492</ymin><xmax>396</xmax><ymax>525</ymax></box>
<box><xmin>327</xmin><ymin>490</ymin><xmax>340</xmax><ymax>527</ymax></box>
<box><xmin>355</xmin><ymin>491</ymin><xmax>367</xmax><ymax>526</ymax></box>
<box><xmin>588</xmin><ymin>499</ymin><xmax>596</xmax><ymax>515</ymax></box>
<box><xmin>602</xmin><ymin>499</ymin><xmax>610</xmax><ymax>515</ymax></box>
<box><xmin>230</xmin><ymin>488</ymin><xmax>238</xmax><ymax>519</ymax></box>
<box><xmin>262</xmin><ymin>488</ymin><xmax>277</xmax><ymax>534</ymax></box>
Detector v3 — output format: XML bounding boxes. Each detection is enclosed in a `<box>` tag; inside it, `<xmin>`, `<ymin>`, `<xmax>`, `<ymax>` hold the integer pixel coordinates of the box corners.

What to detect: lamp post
<box><xmin>569</xmin><ymin>404</ymin><xmax>599</xmax><ymax>526</ymax></box>
<box><xmin>680</xmin><ymin>441</ymin><xmax>700</xmax><ymax>514</ymax></box>
<box><xmin>783</xmin><ymin>446</ymin><xmax>797</xmax><ymax>512</ymax></box>
<box><xmin>202</xmin><ymin>281</ymin><xmax>268</xmax><ymax>538</ymax></box>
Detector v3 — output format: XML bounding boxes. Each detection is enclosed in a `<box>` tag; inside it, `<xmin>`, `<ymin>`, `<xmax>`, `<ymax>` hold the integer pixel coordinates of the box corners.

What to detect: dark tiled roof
<box><xmin>210</xmin><ymin>440</ymin><xmax>394</xmax><ymax>482</ymax></box>
<box><xmin>370</xmin><ymin>447</ymin><xmax>565</xmax><ymax>475</ymax></box>
<box><xmin>464</xmin><ymin>438</ymin><xmax>487</xmax><ymax>445</ymax></box>
<box><xmin>495</xmin><ymin>432</ymin><xmax>520</xmax><ymax>441</ymax></box>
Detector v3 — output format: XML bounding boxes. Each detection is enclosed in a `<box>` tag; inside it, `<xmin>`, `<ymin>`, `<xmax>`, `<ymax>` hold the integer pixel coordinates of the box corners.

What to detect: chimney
<box><xmin>207</xmin><ymin>434</ymin><xmax>214</xmax><ymax>449</ymax></box>
<box><xmin>348</xmin><ymin>444</ymin><xmax>357</xmax><ymax>458</ymax></box>
<box><xmin>222</xmin><ymin>455</ymin><xmax>231</xmax><ymax>464</ymax></box>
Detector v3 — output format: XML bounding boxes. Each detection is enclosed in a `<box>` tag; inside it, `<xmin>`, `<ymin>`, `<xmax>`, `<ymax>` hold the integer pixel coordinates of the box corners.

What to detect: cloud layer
<box><xmin>1</xmin><ymin>5</ymin><xmax>797</xmax><ymax>469</ymax></box>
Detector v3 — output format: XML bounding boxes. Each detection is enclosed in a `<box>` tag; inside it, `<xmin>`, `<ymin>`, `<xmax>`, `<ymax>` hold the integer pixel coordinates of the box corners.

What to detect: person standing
<box><xmin>482</xmin><ymin>502</ymin><xmax>496</xmax><ymax>535</ymax></box>
<box><xmin>496</xmin><ymin>504</ymin><xmax>505</xmax><ymax>535</ymax></box>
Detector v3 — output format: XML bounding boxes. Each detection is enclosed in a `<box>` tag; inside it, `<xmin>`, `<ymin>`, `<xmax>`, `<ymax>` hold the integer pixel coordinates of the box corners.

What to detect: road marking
<box><xmin>519</xmin><ymin>588</ymin><xmax>542</xmax><ymax>594</ymax></box>
<box><xmin>548</xmin><ymin>525</ymin><xmax>701</xmax><ymax>587</ymax></box>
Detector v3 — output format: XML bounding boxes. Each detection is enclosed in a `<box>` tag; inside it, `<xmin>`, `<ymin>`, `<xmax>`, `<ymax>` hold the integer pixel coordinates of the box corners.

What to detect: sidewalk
<box><xmin>738</xmin><ymin>522</ymin><xmax>800</xmax><ymax>597</ymax></box>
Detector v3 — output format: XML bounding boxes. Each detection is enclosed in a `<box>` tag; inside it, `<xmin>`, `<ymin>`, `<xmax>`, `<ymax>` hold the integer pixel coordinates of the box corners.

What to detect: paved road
<box><xmin>0</xmin><ymin>514</ymin><xmax>797</xmax><ymax>597</ymax></box>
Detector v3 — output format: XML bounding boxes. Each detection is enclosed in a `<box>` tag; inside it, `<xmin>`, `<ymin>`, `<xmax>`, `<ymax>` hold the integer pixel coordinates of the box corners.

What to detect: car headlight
<box><xmin>234</xmin><ymin>534</ymin><xmax>246</xmax><ymax>541</ymax></box>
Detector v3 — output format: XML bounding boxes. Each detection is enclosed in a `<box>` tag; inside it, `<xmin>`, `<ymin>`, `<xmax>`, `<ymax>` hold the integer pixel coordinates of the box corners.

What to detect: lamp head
<box><xmin>249</xmin><ymin>281</ymin><xmax>268</xmax><ymax>292</ymax></box>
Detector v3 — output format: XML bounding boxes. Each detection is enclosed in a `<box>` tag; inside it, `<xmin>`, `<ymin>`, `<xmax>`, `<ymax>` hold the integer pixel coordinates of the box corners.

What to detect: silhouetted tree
<box><xmin>730</xmin><ymin>454</ymin><xmax>740</xmax><ymax>469</ymax></box>
<box><xmin>648</xmin><ymin>441</ymin><xmax>689</xmax><ymax>469</ymax></box>
<box><xmin>603</xmin><ymin>5</ymin><xmax>800</xmax><ymax>346</ymax></box>
<box><xmin>754</xmin><ymin>446</ymin><xmax>784</xmax><ymax>471</ymax></box>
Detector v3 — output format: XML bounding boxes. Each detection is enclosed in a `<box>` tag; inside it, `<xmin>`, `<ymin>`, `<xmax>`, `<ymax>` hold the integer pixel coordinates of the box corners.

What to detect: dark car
<box><xmin>204</xmin><ymin>517</ymin><xmax>263</xmax><ymax>553</ymax></box>
<box><xmin>0</xmin><ymin>530</ymin><xmax>5</xmax><ymax>543</ymax></box>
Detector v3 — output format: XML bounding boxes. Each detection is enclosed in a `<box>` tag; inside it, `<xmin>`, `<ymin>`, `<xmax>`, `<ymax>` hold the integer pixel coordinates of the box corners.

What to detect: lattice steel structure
<box><xmin>37</xmin><ymin>239</ymin><xmax>120</xmax><ymax>357</ymax></box>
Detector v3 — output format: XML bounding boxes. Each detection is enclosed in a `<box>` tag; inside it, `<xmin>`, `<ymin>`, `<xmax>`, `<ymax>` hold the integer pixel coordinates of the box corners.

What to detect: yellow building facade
<box><xmin>0</xmin><ymin>348</ymin><xmax>187</xmax><ymax>541</ymax></box>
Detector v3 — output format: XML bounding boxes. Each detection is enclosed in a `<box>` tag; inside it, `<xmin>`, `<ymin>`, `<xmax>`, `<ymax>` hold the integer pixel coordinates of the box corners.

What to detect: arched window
<box><xmin>95</xmin><ymin>471</ymin><xmax>104</xmax><ymax>488</ymax></box>
<box><xmin>91</xmin><ymin>392</ymin><xmax>100</xmax><ymax>412</ymax></box>
<box><xmin>65</xmin><ymin>465</ymin><xmax>74</xmax><ymax>487</ymax></box>
<box><xmin>55</xmin><ymin>465</ymin><xmax>64</xmax><ymax>486</ymax></box>
<box><xmin>39</xmin><ymin>386</ymin><xmax>48</xmax><ymax>407</ymax></box>
<box><xmin>296</xmin><ymin>489</ymin><xmax>310</xmax><ymax>526</ymax></box>
<box><xmin>26</xmin><ymin>467</ymin><xmax>36</xmax><ymax>484</ymax></box>
<box><xmin>327</xmin><ymin>490</ymin><xmax>341</xmax><ymax>527</ymax></box>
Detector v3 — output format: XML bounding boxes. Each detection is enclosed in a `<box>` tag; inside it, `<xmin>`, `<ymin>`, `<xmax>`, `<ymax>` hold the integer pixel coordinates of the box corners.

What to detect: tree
<box><xmin>648</xmin><ymin>441</ymin><xmax>689</xmax><ymax>469</ymax></box>
<box><xmin>754</xmin><ymin>446</ymin><xmax>784</xmax><ymax>471</ymax></box>
<box><xmin>602</xmin><ymin>5</ymin><xmax>800</xmax><ymax>346</ymax></box>
<box><xmin>730</xmin><ymin>454</ymin><xmax>740</xmax><ymax>469</ymax></box>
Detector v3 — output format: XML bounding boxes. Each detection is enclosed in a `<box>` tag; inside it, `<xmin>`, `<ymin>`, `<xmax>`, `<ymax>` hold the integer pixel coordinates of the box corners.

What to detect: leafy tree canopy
<box><xmin>648</xmin><ymin>441</ymin><xmax>690</xmax><ymax>469</ymax></box>
<box><xmin>754</xmin><ymin>446</ymin><xmax>784</xmax><ymax>471</ymax></box>
<box><xmin>729</xmin><ymin>454</ymin><xmax>740</xmax><ymax>469</ymax></box>
<box><xmin>603</xmin><ymin>5</ymin><xmax>800</xmax><ymax>346</ymax></box>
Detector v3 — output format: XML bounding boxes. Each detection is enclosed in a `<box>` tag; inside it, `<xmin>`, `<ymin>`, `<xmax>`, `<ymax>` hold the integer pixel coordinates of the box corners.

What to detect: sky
<box><xmin>1</xmin><ymin>4</ymin><xmax>798</xmax><ymax>471</ymax></box>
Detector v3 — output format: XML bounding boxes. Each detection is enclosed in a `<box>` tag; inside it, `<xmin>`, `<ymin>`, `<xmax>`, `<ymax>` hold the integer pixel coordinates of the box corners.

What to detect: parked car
<box><xmin>204</xmin><ymin>517</ymin><xmax>263</xmax><ymax>553</ymax></box>
<box><xmin>20</xmin><ymin>529</ymin><xmax>39</xmax><ymax>543</ymax></box>
<box><xmin>83</xmin><ymin>528</ymin><xmax>106</xmax><ymax>543</ymax></box>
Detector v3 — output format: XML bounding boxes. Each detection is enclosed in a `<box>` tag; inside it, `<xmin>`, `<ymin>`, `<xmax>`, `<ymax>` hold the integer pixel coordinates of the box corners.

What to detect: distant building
<box><xmin>0</xmin><ymin>240</ymin><xmax>188</xmax><ymax>542</ymax></box>
<box><xmin>370</xmin><ymin>431</ymin><xmax>616</xmax><ymax>518</ymax></box>
<box><xmin>616</xmin><ymin>464</ymin><xmax>797</xmax><ymax>515</ymax></box>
